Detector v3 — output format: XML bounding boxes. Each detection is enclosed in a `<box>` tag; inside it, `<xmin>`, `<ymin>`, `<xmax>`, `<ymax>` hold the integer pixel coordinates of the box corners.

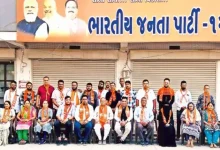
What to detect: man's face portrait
<box><xmin>65</xmin><ymin>1</ymin><xmax>78</xmax><ymax>20</ymax></box>
<box><xmin>44</xmin><ymin>0</ymin><xmax>57</xmax><ymax>19</ymax></box>
<box><xmin>24</xmin><ymin>0</ymin><xmax>38</xmax><ymax>22</ymax></box>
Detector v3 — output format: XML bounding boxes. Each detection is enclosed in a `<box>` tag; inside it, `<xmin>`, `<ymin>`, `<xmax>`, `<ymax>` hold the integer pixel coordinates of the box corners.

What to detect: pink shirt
<box><xmin>37</xmin><ymin>85</ymin><xmax>54</xmax><ymax>108</ymax></box>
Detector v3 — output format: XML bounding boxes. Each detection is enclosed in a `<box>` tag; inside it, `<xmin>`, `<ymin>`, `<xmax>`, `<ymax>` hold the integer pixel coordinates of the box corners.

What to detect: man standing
<box><xmin>120</xmin><ymin>80</ymin><xmax>137</xmax><ymax>109</ymax></box>
<box><xmin>134</xmin><ymin>97</ymin><xmax>154</xmax><ymax>145</ymax></box>
<box><xmin>36</xmin><ymin>76</ymin><xmax>54</xmax><ymax>109</ymax></box>
<box><xmin>19</xmin><ymin>82</ymin><xmax>36</xmax><ymax>107</ymax></box>
<box><xmin>94</xmin><ymin>97</ymin><xmax>113</xmax><ymax>145</ymax></box>
<box><xmin>106</xmin><ymin>82</ymin><xmax>122</xmax><ymax>112</ymax></box>
<box><xmin>136</xmin><ymin>79</ymin><xmax>157</xmax><ymax>115</ymax></box>
<box><xmin>114</xmin><ymin>97</ymin><xmax>133</xmax><ymax>143</ymax></box>
<box><xmin>74</xmin><ymin>95</ymin><xmax>94</xmax><ymax>145</ymax></box>
<box><xmin>157</xmin><ymin>78</ymin><xmax>175</xmax><ymax>110</ymax></box>
<box><xmin>52</xmin><ymin>80</ymin><xmax>69</xmax><ymax>114</ymax></box>
<box><xmin>105</xmin><ymin>81</ymin><xmax>110</xmax><ymax>91</ymax></box>
<box><xmin>66</xmin><ymin>81</ymin><xmax>82</xmax><ymax>106</ymax></box>
<box><xmin>54</xmin><ymin>96</ymin><xmax>75</xmax><ymax>145</ymax></box>
<box><xmin>82</xmin><ymin>83</ymin><xmax>98</xmax><ymax>110</ymax></box>
<box><xmin>65</xmin><ymin>0</ymin><xmax>87</xmax><ymax>37</ymax></box>
<box><xmin>175</xmin><ymin>80</ymin><xmax>192</xmax><ymax>141</ymax></box>
<box><xmin>118</xmin><ymin>78</ymin><xmax>125</xmax><ymax>93</ymax></box>
<box><xmin>95</xmin><ymin>80</ymin><xmax>108</xmax><ymax>103</ymax></box>
<box><xmin>196</xmin><ymin>85</ymin><xmax>215</xmax><ymax>113</ymax></box>
<box><xmin>4</xmin><ymin>81</ymin><xmax>20</xmax><ymax>114</ymax></box>
<box><xmin>17</xmin><ymin>0</ymin><xmax>49</xmax><ymax>41</ymax></box>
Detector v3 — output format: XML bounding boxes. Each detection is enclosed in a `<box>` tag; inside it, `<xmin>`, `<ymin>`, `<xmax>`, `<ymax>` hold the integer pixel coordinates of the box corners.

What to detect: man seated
<box><xmin>94</xmin><ymin>97</ymin><xmax>113</xmax><ymax>145</ymax></box>
<box><xmin>114</xmin><ymin>96</ymin><xmax>133</xmax><ymax>143</ymax></box>
<box><xmin>54</xmin><ymin>96</ymin><xmax>75</xmax><ymax>145</ymax></box>
<box><xmin>134</xmin><ymin>97</ymin><xmax>154</xmax><ymax>146</ymax></box>
<box><xmin>74</xmin><ymin>95</ymin><xmax>94</xmax><ymax>145</ymax></box>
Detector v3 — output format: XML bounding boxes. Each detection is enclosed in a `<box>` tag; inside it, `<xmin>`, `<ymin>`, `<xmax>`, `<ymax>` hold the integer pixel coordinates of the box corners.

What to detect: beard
<box><xmin>72</xmin><ymin>87</ymin><xmax>77</xmax><ymax>91</ymax></box>
<box><xmin>181</xmin><ymin>87</ymin><xmax>186</xmax><ymax>90</ymax></box>
<box><xmin>25</xmin><ymin>13</ymin><xmax>37</xmax><ymax>22</ymax></box>
<box><xmin>98</xmin><ymin>86</ymin><xmax>103</xmax><ymax>90</ymax></box>
<box><xmin>27</xmin><ymin>88</ymin><xmax>32</xmax><ymax>91</ymax></box>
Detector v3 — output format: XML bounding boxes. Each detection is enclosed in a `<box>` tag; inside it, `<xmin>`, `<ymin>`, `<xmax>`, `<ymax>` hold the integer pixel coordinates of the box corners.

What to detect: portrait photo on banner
<box><xmin>16</xmin><ymin>0</ymin><xmax>88</xmax><ymax>42</ymax></box>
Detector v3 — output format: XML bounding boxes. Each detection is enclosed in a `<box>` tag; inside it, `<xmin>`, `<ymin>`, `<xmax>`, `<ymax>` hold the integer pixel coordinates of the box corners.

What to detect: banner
<box><xmin>16</xmin><ymin>0</ymin><xmax>220</xmax><ymax>42</ymax></box>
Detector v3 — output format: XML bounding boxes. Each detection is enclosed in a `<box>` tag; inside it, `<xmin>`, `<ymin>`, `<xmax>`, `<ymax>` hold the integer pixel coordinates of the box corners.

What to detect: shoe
<box><xmin>98</xmin><ymin>140</ymin><xmax>102</xmax><ymax>145</ymax></box>
<box><xmin>103</xmin><ymin>140</ymin><xmax>106</xmax><ymax>145</ymax></box>
<box><xmin>56</xmin><ymin>140</ymin><xmax>61</xmax><ymax>146</ymax></box>
<box><xmin>140</xmin><ymin>141</ymin><xmax>145</xmax><ymax>146</ymax></box>
<box><xmin>83</xmin><ymin>142</ymin><xmax>87</xmax><ymax>146</ymax></box>
<box><xmin>40</xmin><ymin>139</ymin><xmax>46</xmax><ymax>145</ymax></box>
<box><xmin>63</xmin><ymin>140</ymin><xmax>68</xmax><ymax>146</ymax></box>
<box><xmin>176</xmin><ymin>138</ymin><xmax>180</xmax><ymax>141</ymax></box>
<box><xmin>144</xmin><ymin>141</ymin><xmax>149</xmax><ymax>145</ymax></box>
<box><xmin>116</xmin><ymin>137</ymin><xmax>121</xmax><ymax>144</ymax></box>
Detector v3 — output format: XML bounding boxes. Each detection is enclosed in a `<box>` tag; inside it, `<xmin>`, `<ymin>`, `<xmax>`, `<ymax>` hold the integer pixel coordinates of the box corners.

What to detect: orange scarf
<box><xmin>125</xmin><ymin>88</ymin><xmax>131</xmax><ymax>102</ymax></box>
<box><xmin>140</xmin><ymin>107</ymin><xmax>146</xmax><ymax>121</ymax></box>
<box><xmin>108</xmin><ymin>90</ymin><xmax>116</xmax><ymax>105</ymax></box>
<box><xmin>186</xmin><ymin>109</ymin><xmax>196</xmax><ymax>124</ymax></box>
<box><xmin>9</xmin><ymin>89</ymin><xmax>17</xmax><ymax>107</ymax></box>
<box><xmin>203</xmin><ymin>92</ymin><xmax>211</xmax><ymax>110</ymax></box>
<box><xmin>99</xmin><ymin>105</ymin><xmax>108</xmax><ymax>127</ymax></box>
<box><xmin>98</xmin><ymin>89</ymin><xmax>103</xmax><ymax>100</ymax></box>
<box><xmin>84</xmin><ymin>90</ymin><xmax>95</xmax><ymax>104</ymax></box>
<box><xmin>158</xmin><ymin>87</ymin><xmax>174</xmax><ymax>101</ymax></box>
<box><xmin>44</xmin><ymin>84</ymin><xmax>50</xmax><ymax>100</ymax></box>
<box><xmin>21</xmin><ymin>106</ymin><xmax>31</xmax><ymax>119</ymax></box>
<box><xmin>118</xmin><ymin>105</ymin><xmax>130</xmax><ymax>119</ymax></box>
<box><xmin>79</xmin><ymin>104</ymin><xmax>90</xmax><ymax>121</ymax></box>
<box><xmin>2</xmin><ymin>108</ymin><xmax>10</xmax><ymax>121</ymax></box>
<box><xmin>71</xmin><ymin>90</ymin><xmax>80</xmax><ymax>105</ymax></box>
<box><xmin>207</xmin><ymin>109</ymin><xmax>216</xmax><ymax>124</ymax></box>
<box><xmin>41</xmin><ymin>108</ymin><xmax>49</xmax><ymax>121</ymax></box>
<box><xmin>63</xmin><ymin>104</ymin><xmax>72</xmax><ymax>120</ymax></box>
<box><xmin>23</xmin><ymin>90</ymin><xmax>35</xmax><ymax>104</ymax></box>
<box><xmin>58</xmin><ymin>88</ymin><xmax>64</xmax><ymax>101</ymax></box>
<box><xmin>161</xmin><ymin>108</ymin><xmax>172</xmax><ymax>124</ymax></box>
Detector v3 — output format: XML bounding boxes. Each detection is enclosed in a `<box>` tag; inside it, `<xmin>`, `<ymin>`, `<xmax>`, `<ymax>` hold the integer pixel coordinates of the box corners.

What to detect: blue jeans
<box><xmin>204</xmin><ymin>130</ymin><xmax>219</xmax><ymax>144</ymax></box>
<box><xmin>74</xmin><ymin>121</ymin><xmax>93</xmax><ymax>142</ymax></box>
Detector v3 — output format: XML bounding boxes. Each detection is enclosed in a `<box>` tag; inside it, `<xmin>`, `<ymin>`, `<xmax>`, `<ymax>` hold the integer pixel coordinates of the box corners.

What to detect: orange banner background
<box><xmin>17</xmin><ymin>0</ymin><xmax>220</xmax><ymax>42</ymax></box>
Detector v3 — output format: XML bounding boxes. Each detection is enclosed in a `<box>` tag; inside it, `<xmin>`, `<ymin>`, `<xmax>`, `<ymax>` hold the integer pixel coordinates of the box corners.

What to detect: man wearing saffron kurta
<box><xmin>52</xmin><ymin>80</ymin><xmax>69</xmax><ymax>114</ymax></box>
<box><xmin>114</xmin><ymin>96</ymin><xmax>133</xmax><ymax>143</ymax></box>
<box><xmin>120</xmin><ymin>80</ymin><xmax>137</xmax><ymax>109</ymax></box>
<box><xmin>66</xmin><ymin>81</ymin><xmax>82</xmax><ymax>106</ymax></box>
<box><xmin>82</xmin><ymin>83</ymin><xmax>98</xmax><ymax>110</ymax></box>
<box><xmin>134</xmin><ymin>97</ymin><xmax>154</xmax><ymax>145</ymax></box>
<box><xmin>74</xmin><ymin>95</ymin><xmax>94</xmax><ymax>145</ymax></box>
<box><xmin>4</xmin><ymin>81</ymin><xmax>20</xmax><ymax>114</ymax></box>
<box><xmin>94</xmin><ymin>97</ymin><xmax>113</xmax><ymax>145</ymax></box>
<box><xmin>175</xmin><ymin>80</ymin><xmax>192</xmax><ymax>141</ymax></box>
<box><xmin>36</xmin><ymin>76</ymin><xmax>54</xmax><ymax>109</ymax></box>
<box><xmin>54</xmin><ymin>96</ymin><xmax>75</xmax><ymax>145</ymax></box>
<box><xmin>106</xmin><ymin>82</ymin><xmax>122</xmax><ymax>112</ymax></box>
<box><xmin>19</xmin><ymin>82</ymin><xmax>36</xmax><ymax>108</ymax></box>
<box><xmin>95</xmin><ymin>80</ymin><xmax>108</xmax><ymax>103</ymax></box>
<box><xmin>196</xmin><ymin>85</ymin><xmax>215</xmax><ymax>113</ymax></box>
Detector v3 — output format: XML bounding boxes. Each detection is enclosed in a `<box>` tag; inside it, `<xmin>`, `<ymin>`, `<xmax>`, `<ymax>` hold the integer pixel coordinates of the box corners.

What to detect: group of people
<box><xmin>0</xmin><ymin>76</ymin><xmax>219</xmax><ymax>148</ymax></box>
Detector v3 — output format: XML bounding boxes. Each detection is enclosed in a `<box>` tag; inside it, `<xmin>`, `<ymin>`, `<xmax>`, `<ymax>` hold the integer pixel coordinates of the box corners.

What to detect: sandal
<box><xmin>210</xmin><ymin>144</ymin><xmax>214</xmax><ymax>148</ymax></box>
<box><xmin>213</xmin><ymin>144</ymin><xmax>217</xmax><ymax>148</ymax></box>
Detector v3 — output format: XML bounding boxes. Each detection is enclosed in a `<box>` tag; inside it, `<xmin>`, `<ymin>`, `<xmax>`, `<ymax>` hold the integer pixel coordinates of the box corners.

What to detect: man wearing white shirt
<box><xmin>54</xmin><ymin>96</ymin><xmax>75</xmax><ymax>145</ymax></box>
<box><xmin>117</xmin><ymin>78</ymin><xmax>125</xmax><ymax>93</ymax></box>
<box><xmin>66</xmin><ymin>81</ymin><xmax>82</xmax><ymax>106</ymax></box>
<box><xmin>175</xmin><ymin>80</ymin><xmax>192</xmax><ymax>141</ymax></box>
<box><xmin>95</xmin><ymin>80</ymin><xmax>108</xmax><ymax>103</ymax></box>
<box><xmin>114</xmin><ymin>96</ymin><xmax>133</xmax><ymax>143</ymax></box>
<box><xmin>136</xmin><ymin>79</ymin><xmax>157</xmax><ymax>115</ymax></box>
<box><xmin>52</xmin><ymin>80</ymin><xmax>69</xmax><ymax>111</ymax></box>
<box><xmin>134</xmin><ymin>97</ymin><xmax>154</xmax><ymax>145</ymax></box>
<box><xmin>4</xmin><ymin>81</ymin><xmax>20</xmax><ymax>114</ymax></box>
<box><xmin>94</xmin><ymin>97</ymin><xmax>113</xmax><ymax>145</ymax></box>
<box><xmin>74</xmin><ymin>95</ymin><xmax>94</xmax><ymax>145</ymax></box>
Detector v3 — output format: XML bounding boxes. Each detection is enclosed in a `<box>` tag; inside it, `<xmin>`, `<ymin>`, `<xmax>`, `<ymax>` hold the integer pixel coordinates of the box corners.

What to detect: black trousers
<box><xmin>177</xmin><ymin>109</ymin><xmax>184</xmax><ymax>138</ymax></box>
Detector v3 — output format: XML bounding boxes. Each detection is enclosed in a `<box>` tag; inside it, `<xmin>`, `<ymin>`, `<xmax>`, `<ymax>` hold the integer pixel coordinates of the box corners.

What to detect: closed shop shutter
<box><xmin>132</xmin><ymin>61</ymin><xmax>216</xmax><ymax>121</ymax></box>
<box><xmin>32</xmin><ymin>60</ymin><xmax>116</xmax><ymax>91</ymax></box>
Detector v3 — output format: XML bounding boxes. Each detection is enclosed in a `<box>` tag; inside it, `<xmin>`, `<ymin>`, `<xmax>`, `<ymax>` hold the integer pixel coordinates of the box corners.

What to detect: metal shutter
<box><xmin>132</xmin><ymin>61</ymin><xmax>216</xmax><ymax>121</ymax></box>
<box><xmin>32</xmin><ymin>60</ymin><xmax>116</xmax><ymax>91</ymax></box>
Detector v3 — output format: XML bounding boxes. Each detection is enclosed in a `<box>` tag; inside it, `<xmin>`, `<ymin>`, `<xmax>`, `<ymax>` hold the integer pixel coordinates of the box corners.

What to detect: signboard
<box><xmin>19</xmin><ymin>80</ymin><xmax>28</xmax><ymax>88</ymax></box>
<box><xmin>16</xmin><ymin>0</ymin><xmax>220</xmax><ymax>42</ymax></box>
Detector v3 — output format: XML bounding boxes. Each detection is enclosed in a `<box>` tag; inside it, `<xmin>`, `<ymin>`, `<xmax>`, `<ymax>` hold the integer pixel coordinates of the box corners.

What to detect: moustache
<box><xmin>27</xmin><ymin>12</ymin><xmax>34</xmax><ymax>15</ymax></box>
<box><xmin>68</xmin><ymin>11</ymin><xmax>74</xmax><ymax>13</ymax></box>
<box><xmin>44</xmin><ymin>10</ymin><xmax>52</xmax><ymax>13</ymax></box>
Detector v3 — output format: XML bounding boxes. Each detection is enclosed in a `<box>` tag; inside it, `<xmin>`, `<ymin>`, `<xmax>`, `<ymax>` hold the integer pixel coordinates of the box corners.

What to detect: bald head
<box><xmin>43</xmin><ymin>0</ymin><xmax>57</xmax><ymax>18</ymax></box>
<box><xmin>24</xmin><ymin>0</ymin><xmax>38</xmax><ymax>22</ymax></box>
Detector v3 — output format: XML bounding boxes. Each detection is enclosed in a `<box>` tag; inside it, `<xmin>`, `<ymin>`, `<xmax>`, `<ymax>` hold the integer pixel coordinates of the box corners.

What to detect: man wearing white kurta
<box><xmin>66</xmin><ymin>81</ymin><xmax>82</xmax><ymax>106</ymax></box>
<box><xmin>95</xmin><ymin>80</ymin><xmax>108</xmax><ymax>103</ymax></box>
<box><xmin>94</xmin><ymin>97</ymin><xmax>113</xmax><ymax>145</ymax></box>
<box><xmin>114</xmin><ymin>97</ymin><xmax>133</xmax><ymax>143</ymax></box>
<box><xmin>136</xmin><ymin>79</ymin><xmax>157</xmax><ymax>114</ymax></box>
<box><xmin>175</xmin><ymin>80</ymin><xmax>192</xmax><ymax>140</ymax></box>
<box><xmin>4</xmin><ymin>81</ymin><xmax>20</xmax><ymax>113</ymax></box>
<box><xmin>134</xmin><ymin>97</ymin><xmax>154</xmax><ymax>145</ymax></box>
